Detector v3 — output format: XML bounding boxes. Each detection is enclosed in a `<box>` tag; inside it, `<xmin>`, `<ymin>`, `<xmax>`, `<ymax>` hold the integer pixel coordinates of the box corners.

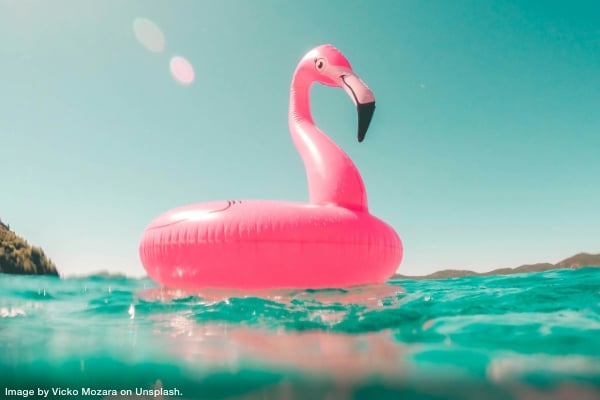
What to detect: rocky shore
<box><xmin>0</xmin><ymin>219</ymin><xmax>59</xmax><ymax>276</ymax></box>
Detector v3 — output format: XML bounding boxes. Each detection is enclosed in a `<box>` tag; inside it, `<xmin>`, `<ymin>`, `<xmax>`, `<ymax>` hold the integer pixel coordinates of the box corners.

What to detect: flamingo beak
<box><xmin>341</xmin><ymin>73</ymin><xmax>376</xmax><ymax>142</ymax></box>
<box><xmin>357</xmin><ymin>102</ymin><xmax>376</xmax><ymax>143</ymax></box>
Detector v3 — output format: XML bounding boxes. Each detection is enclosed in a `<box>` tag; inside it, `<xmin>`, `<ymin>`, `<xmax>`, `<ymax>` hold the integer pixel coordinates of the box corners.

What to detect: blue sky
<box><xmin>1</xmin><ymin>0</ymin><xmax>598</xmax><ymax>277</ymax></box>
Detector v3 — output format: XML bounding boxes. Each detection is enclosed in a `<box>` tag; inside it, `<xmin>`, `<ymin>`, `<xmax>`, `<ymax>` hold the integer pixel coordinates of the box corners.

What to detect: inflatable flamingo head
<box><xmin>298</xmin><ymin>44</ymin><xmax>376</xmax><ymax>142</ymax></box>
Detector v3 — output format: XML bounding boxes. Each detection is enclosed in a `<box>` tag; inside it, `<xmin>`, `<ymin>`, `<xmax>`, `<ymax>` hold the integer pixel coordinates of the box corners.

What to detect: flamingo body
<box><xmin>139</xmin><ymin>200</ymin><xmax>401</xmax><ymax>289</ymax></box>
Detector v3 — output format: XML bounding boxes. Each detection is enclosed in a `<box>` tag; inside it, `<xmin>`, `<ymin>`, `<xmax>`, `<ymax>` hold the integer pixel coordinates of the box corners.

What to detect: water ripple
<box><xmin>1</xmin><ymin>267</ymin><xmax>599</xmax><ymax>399</ymax></box>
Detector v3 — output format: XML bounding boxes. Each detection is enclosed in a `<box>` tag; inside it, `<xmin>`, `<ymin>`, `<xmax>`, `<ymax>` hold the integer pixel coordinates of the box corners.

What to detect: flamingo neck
<box><xmin>288</xmin><ymin>69</ymin><xmax>368</xmax><ymax>211</ymax></box>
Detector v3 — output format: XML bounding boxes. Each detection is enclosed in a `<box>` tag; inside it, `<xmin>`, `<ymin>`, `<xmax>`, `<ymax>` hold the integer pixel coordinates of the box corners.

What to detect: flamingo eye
<box><xmin>315</xmin><ymin>58</ymin><xmax>326</xmax><ymax>71</ymax></box>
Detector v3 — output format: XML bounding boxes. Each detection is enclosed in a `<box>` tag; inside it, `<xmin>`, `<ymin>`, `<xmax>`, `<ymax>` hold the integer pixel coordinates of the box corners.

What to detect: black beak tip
<box><xmin>357</xmin><ymin>101</ymin><xmax>376</xmax><ymax>143</ymax></box>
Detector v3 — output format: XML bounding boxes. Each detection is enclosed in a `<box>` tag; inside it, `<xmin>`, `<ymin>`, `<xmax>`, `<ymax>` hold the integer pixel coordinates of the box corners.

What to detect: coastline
<box><xmin>0</xmin><ymin>220</ymin><xmax>59</xmax><ymax>276</ymax></box>
<box><xmin>392</xmin><ymin>252</ymin><xmax>600</xmax><ymax>280</ymax></box>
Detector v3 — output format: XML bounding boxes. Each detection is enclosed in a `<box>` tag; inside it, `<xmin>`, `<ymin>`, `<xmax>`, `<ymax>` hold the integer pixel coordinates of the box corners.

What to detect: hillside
<box><xmin>0</xmin><ymin>219</ymin><xmax>59</xmax><ymax>276</ymax></box>
<box><xmin>393</xmin><ymin>253</ymin><xmax>600</xmax><ymax>280</ymax></box>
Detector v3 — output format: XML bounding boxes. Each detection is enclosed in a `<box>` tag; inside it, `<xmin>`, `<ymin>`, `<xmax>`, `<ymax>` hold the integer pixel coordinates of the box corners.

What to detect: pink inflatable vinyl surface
<box><xmin>139</xmin><ymin>44</ymin><xmax>402</xmax><ymax>289</ymax></box>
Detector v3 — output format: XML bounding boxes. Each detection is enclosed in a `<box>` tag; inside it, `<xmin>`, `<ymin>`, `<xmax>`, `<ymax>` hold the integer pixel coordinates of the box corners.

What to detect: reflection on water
<box><xmin>138</xmin><ymin>282</ymin><xmax>405</xmax><ymax>309</ymax></box>
<box><xmin>139</xmin><ymin>284</ymin><xmax>409</xmax><ymax>381</ymax></box>
<box><xmin>154</xmin><ymin>321</ymin><xmax>406</xmax><ymax>383</ymax></box>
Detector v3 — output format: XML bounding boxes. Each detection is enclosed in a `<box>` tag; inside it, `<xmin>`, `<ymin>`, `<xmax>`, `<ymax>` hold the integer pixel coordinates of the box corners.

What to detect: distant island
<box><xmin>0</xmin><ymin>219</ymin><xmax>59</xmax><ymax>276</ymax></box>
<box><xmin>393</xmin><ymin>252</ymin><xmax>600</xmax><ymax>280</ymax></box>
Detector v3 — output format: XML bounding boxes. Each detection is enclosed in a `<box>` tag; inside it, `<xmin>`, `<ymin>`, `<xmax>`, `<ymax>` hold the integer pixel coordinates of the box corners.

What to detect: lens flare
<box><xmin>170</xmin><ymin>56</ymin><xmax>195</xmax><ymax>86</ymax></box>
<box><xmin>132</xmin><ymin>17</ymin><xmax>166</xmax><ymax>53</ymax></box>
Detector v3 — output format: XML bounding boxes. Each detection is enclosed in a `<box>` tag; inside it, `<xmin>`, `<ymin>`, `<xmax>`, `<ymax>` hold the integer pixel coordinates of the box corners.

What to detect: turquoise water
<box><xmin>1</xmin><ymin>268</ymin><xmax>600</xmax><ymax>399</ymax></box>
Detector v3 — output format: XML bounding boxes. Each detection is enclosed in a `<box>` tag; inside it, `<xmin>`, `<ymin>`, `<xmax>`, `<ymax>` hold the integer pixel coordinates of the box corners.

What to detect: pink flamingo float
<box><xmin>139</xmin><ymin>45</ymin><xmax>402</xmax><ymax>289</ymax></box>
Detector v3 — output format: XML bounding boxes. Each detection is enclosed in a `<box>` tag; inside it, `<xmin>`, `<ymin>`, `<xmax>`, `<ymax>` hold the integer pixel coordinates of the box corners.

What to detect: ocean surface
<box><xmin>1</xmin><ymin>268</ymin><xmax>600</xmax><ymax>400</ymax></box>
